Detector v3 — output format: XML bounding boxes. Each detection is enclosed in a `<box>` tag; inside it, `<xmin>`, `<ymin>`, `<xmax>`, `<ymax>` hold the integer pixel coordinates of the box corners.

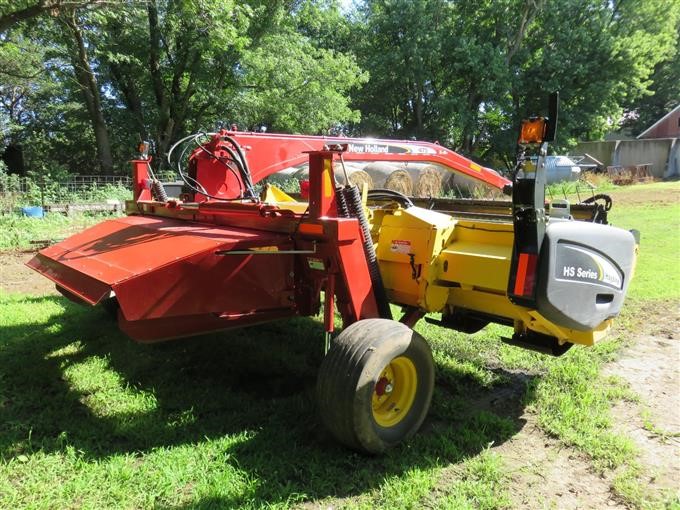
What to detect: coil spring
<box><xmin>336</xmin><ymin>185</ymin><xmax>393</xmax><ymax>320</ymax></box>
<box><xmin>335</xmin><ymin>184</ymin><xmax>350</xmax><ymax>216</ymax></box>
<box><xmin>151</xmin><ymin>179</ymin><xmax>168</xmax><ymax>202</ymax></box>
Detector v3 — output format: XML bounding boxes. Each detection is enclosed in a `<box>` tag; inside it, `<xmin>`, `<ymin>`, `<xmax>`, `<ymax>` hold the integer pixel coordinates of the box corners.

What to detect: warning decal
<box><xmin>390</xmin><ymin>239</ymin><xmax>412</xmax><ymax>254</ymax></box>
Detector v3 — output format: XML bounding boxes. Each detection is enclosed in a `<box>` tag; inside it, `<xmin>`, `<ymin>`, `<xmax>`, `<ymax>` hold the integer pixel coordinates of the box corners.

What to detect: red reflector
<box><xmin>514</xmin><ymin>252</ymin><xmax>538</xmax><ymax>297</ymax></box>
<box><xmin>298</xmin><ymin>223</ymin><xmax>324</xmax><ymax>236</ymax></box>
<box><xmin>300</xmin><ymin>180</ymin><xmax>310</xmax><ymax>199</ymax></box>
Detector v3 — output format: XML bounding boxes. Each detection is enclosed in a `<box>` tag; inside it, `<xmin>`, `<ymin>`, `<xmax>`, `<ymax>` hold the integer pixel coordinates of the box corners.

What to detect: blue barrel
<box><xmin>21</xmin><ymin>206</ymin><xmax>44</xmax><ymax>218</ymax></box>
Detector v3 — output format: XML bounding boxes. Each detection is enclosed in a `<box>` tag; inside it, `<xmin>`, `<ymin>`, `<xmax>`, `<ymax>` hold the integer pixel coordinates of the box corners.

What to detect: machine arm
<box><xmin>184</xmin><ymin>131</ymin><xmax>510</xmax><ymax>200</ymax></box>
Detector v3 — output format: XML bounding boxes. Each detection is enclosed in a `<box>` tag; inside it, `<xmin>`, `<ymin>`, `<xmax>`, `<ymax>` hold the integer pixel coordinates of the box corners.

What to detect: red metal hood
<box><xmin>27</xmin><ymin>215</ymin><xmax>294</xmax><ymax>322</ymax></box>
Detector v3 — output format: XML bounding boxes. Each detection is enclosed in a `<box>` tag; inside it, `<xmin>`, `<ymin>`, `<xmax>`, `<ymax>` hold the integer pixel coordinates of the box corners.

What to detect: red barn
<box><xmin>637</xmin><ymin>105</ymin><xmax>680</xmax><ymax>139</ymax></box>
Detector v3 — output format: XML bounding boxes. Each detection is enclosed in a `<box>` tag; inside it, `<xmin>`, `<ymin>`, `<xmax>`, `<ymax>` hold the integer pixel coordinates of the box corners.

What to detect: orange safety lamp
<box><xmin>137</xmin><ymin>141</ymin><xmax>150</xmax><ymax>159</ymax></box>
<box><xmin>518</xmin><ymin>117</ymin><xmax>548</xmax><ymax>145</ymax></box>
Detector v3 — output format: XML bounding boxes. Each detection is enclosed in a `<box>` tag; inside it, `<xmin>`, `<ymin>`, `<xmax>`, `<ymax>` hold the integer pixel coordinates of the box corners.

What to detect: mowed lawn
<box><xmin>0</xmin><ymin>182</ymin><xmax>677</xmax><ymax>509</ymax></box>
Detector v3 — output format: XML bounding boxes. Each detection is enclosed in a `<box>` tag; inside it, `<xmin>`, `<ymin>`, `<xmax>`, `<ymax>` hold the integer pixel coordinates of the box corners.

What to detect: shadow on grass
<box><xmin>0</xmin><ymin>294</ymin><xmax>533</xmax><ymax>506</ymax></box>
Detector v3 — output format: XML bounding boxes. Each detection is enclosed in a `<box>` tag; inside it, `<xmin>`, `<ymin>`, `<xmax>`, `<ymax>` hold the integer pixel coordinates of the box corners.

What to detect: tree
<box><xmin>0</xmin><ymin>31</ymin><xmax>52</xmax><ymax>174</ymax></box>
<box><xmin>1</xmin><ymin>0</ymin><xmax>369</xmax><ymax>174</ymax></box>
<box><xmin>61</xmin><ymin>9</ymin><xmax>113</xmax><ymax>172</ymax></box>
<box><xmin>351</xmin><ymin>0</ymin><xmax>448</xmax><ymax>140</ymax></box>
<box><xmin>353</xmin><ymin>0</ymin><xmax>679</xmax><ymax>168</ymax></box>
<box><xmin>621</xmin><ymin>20</ymin><xmax>680</xmax><ymax>136</ymax></box>
<box><xmin>0</xmin><ymin>0</ymin><xmax>107</xmax><ymax>33</ymax></box>
<box><xmin>350</xmin><ymin>0</ymin><xmax>543</xmax><ymax>158</ymax></box>
<box><xmin>234</xmin><ymin>31</ymin><xmax>367</xmax><ymax>133</ymax></box>
<box><xmin>511</xmin><ymin>0</ymin><xmax>680</xmax><ymax>149</ymax></box>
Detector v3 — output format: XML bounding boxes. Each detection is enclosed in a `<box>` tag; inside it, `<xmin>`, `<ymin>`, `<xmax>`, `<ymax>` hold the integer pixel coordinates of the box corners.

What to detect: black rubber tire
<box><xmin>317</xmin><ymin>318</ymin><xmax>434</xmax><ymax>454</ymax></box>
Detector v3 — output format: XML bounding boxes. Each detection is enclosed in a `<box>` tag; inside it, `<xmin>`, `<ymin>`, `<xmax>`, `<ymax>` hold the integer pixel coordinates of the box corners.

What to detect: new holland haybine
<box><xmin>28</xmin><ymin>96</ymin><xmax>638</xmax><ymax>453</ymax></box>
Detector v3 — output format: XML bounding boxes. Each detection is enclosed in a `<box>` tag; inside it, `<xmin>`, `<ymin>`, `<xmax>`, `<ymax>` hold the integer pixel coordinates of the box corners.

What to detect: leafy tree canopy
<box><xmin>0</xmin><ymin>0</ymin><xmax>677</xmax><ymax>175</ymax></box>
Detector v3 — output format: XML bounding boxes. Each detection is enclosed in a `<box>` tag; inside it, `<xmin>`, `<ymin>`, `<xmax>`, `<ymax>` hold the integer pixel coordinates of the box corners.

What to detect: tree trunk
<box><xmin>506</xmin><ymin>0</ymin><xmax>544</xmax><ymax>65</ymax></box>
<box><xmin>146</xmin><ymin>2</ymin><xmax>200</xmax><ymax>168</ymax></box>
<box><xmin>414</xmin><ymin>85</ymin><xmax>424</xmax><ymax>138</ymax></box>
<box><xmin>461</xmin><ymin>92</ymin><xmax>482</xmax><ymax>154</ymax></box>
<box><xmin>147</xmin><ymin>0</ymin><xmax>172</xmax><ymax>168</ymax></box>
<box><xmin>108</xmin><ymin>62</ymin><xmax>146</xmax><ymax>139</ymax></box>
<box><xmin>0</xmin><ymin>1</ymin><xmax>55</xmax><ymax>33</ymax></box>
<box><xmin>64</xmin><ymin>13</ymin><xmax>113</xmax><ymax>173</ymax></box>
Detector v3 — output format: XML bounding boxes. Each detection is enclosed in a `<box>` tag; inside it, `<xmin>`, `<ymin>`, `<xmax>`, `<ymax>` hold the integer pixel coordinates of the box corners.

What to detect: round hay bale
<box><xmin>414</xmin><ymin>166</ymin><xmax>443</xmax><ymax>198</ymax></box>
<box><xmin>396</xmin><ymin>163</ymin><xmax>425</xmax><ymax>182</ymax></box>
<box><xmin>445</xmin><ymin>173</ymin><xmax>489</xmax><ymax>198</ymax></box>
<box><xmin>333</xmin><ymin>162</ymin><xmax>363</xmax><ymax>185</ymax></box>
<box><xmin>295</xmin><ymin>163</ymin><xmax>369</xmax><ymax>188</ymax></box>
<box><xmin>347</xmin><ymin>170</ymin><xmax>373</xmax><ymax>190</ymax></box>
<box><xmin>384</xmin><ymin>169</ymin><xmax>413</xmax><ymax>195</ymax></box>
<box><xmin>362</xmin><ymin>162</ymin><xmax>400</xmax><ymax>188</ymax></box>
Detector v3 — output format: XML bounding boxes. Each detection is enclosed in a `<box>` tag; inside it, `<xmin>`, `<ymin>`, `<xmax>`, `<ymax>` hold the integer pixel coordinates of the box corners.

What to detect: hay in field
<box><xmin>414</xmin><ymin>165</ymin><xmax>443</xmax><ymax>197</ymax></box>
<box><xmin>333</xmin><ymin>162</ymin><xmax>364</xmax><ymax>185</ymax></box>
<box><xmin>362</xmin><ymin>162</ymin><xmax>401</xmax><ymax>188</ymax></box>
<box><xmin>347</xmin><ymin>170</ymin><xmax>373</xmax><ymax>190</ymax></box>
<box><xmin>384</xmin><ymin>169</ymin><xmax>413</xmax><ymax>195</ymax></box>
<box><xmin>396</xmin><ymin>163</ymin><xmax>428</xmax><ymax>182</ymax></box>
<box><xmin>294</xmin><ymin>163</ymin><xmax>364</xmax><ymax>186</ymax></box>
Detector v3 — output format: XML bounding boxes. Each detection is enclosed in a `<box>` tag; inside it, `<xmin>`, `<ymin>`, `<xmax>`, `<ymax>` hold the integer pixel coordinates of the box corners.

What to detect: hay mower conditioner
<box><xmin>28</xmin><ymin>113</ymin><xmax>638</xmax><ymax>453</ymax></box>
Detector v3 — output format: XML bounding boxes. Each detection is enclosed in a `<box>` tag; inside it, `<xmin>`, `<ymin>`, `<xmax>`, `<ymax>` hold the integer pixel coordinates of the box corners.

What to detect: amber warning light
<box><xmin>137</xmin><ymin>141</ymin><xmax>150</xmax><ymax>160</ymax></box>
<box><xmin>518</xmin><ymin>117</ymin><xmax>548</xmax><ymax>145</ymax></box>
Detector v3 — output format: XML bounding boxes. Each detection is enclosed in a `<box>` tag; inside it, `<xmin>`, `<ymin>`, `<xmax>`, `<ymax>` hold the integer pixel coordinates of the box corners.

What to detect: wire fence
<box><xmin>0</xmin><ymin>175</ymin><xmax>133</xmax><ymax>195</ymax></box>
<box><xmin>0</xmin><ymin>174</ymin><xmax>136</xmax><ymax>214</ymax></box>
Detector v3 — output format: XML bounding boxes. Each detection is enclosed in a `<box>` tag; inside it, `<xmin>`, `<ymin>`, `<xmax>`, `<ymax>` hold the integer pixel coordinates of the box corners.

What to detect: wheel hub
<box><xmin>371</xmin><ymin>356</ymin><xmax>418</xmax><ymax>428</ymax></box>
<box><xmin>375</xmin><ymin>377</ymin><xmax>392</xmax><ymax>396</ymax></box>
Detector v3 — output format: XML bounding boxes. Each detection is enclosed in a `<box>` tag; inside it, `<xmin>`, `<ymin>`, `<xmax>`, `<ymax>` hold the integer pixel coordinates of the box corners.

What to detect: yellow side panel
<box><xmin>439</xmin><ymin>241</ymin><xmax>511</xmax><ymax>291</ymax></box>
<box><xmin>375</xmin><ymin>207</ymin><xmax>609</xmax><ymax>346</ymax></box>
<box><xmin>445</xmin><ymin>288</ymin><xmax>603</xmax><ymax>346</ymax></box>
<box><xmin>379</xmin><ymin>260</ymin><xmax>420</xmax><ymax>307</ymax></box>
<box><xmin>437</xmin><ymin>220</ymin><xmax>513</xmax><ymax>291</ymax></box>
<box><xmin>375</xmin><ymin>208</ymin><xmax>456</xmax><ymax>311</ymax></box>
<box><xmin>446</xmin><ymin>288</ymin><xmax>520</xmax><ymax>321</ymax></box>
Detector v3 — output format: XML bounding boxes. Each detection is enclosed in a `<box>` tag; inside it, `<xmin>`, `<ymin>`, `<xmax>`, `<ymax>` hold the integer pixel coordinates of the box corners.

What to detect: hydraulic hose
<box><xmin>367</xmin><ymin>188</ymin><xmax>414</xmax><ymax>208</ymax></box>
<box><xmin>166</xmin><ymin>132</ymin><xmax>258</xmax><ymax>202</ymax></box>
<box><xmin>336</xmin><ymin>185</ymin><xmax>393</xmax><ymax>320</ymax></box>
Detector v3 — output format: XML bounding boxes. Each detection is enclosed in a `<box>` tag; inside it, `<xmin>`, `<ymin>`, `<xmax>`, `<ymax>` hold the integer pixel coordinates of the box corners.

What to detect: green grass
<box><xmin>611</xmin><ymin>203</ymin><xmax>680</xmax><ymax>301</ymax></box>
<box><xmin>0</xmin><ymin>181</ymin><xmax>677</xmax><ymax>508</ymax></box>
<box><xmin>0</xmin><ymin>294</ymin><xmax>518</xmax><ymax>509</ymax></box>
<box><xmin>0</xmin><ymin>212</ymin><xmax>122</xmax><ymax>251</ymax></box>
<box><xmin>517</xmin><ymin>181</ymin><xmax>680</xmax><ymax>507</ymax></box>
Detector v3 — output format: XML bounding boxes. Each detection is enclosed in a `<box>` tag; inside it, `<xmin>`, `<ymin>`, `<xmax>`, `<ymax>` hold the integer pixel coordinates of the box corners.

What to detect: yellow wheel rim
<box><xmin>371</xmin><ymin>356</ymin><xmax>418</xmax><ymax>427</ymax></box>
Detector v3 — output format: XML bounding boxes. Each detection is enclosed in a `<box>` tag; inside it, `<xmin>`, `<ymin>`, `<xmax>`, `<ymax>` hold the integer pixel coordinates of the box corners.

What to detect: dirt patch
<box><xmin>0</xmin><ymin>252</ymin><xmax>59</xmax><ymax>296</ymax></box>
<box><xmin>606</xmin><ymin>186</ymin><xmax>679</xmax><ymax>207</ymax></box>
<box><xmin>626</xmin><ymin>298</ymin><xmax>680</xmax><ymax>341</ymax></box>
<box><xmin>495</xmin><ymin>303</ymin><xmax>680</xmax><ymax>508</ymax></box>
<box><xmin>495</xmin><ymin>419</ymin><xmax>626</xmax><ymax>509</ymax></box>
<box><xmin>428</xmin><ymin>368</ymin><xmax>627</xmax><ymax>508</ymax></box>
<box><xmin>602</xmin><ymin>299</ymin><xmax>680</xmax><ymax>495</ymax></box>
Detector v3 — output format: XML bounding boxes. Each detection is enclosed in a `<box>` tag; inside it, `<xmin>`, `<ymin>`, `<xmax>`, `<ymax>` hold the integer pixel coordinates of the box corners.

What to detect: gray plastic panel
<box><xmin>536</xmin><ymin>221</ymin><xmax>636</xmax><ymax>331</ymax></box>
